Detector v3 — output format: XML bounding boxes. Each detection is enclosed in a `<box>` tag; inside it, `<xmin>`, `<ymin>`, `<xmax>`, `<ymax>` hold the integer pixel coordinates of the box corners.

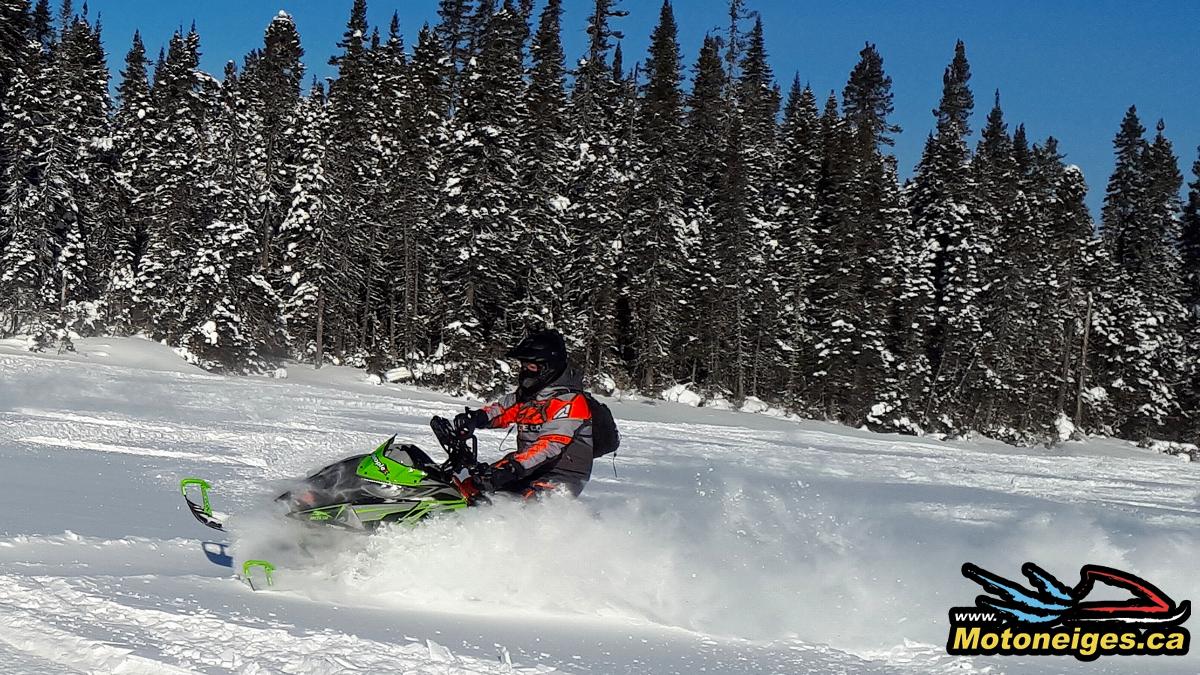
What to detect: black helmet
<box><xmin>507</xmin><ymin>329</ymin><xmax>568</xmax><ymax>401</ymax></box>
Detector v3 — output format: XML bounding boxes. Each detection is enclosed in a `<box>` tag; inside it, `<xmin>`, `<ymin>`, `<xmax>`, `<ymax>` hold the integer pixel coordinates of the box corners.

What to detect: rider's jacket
<box><xmin>481</xmin><ymin>366</ymin><xmax>594</xmax><ymax>495</ymax></box>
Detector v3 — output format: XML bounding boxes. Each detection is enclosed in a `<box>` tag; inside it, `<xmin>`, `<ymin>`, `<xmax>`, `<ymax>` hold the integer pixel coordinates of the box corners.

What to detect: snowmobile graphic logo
<box><xmin>947</xmin><ymin>562</ymin><xmax>1190</xmax><ymax>660</ymax></box>
<box><xmin>371</xmin><ymin>453</ymin><xmax>389</xmax><ymax>475</ymax></box>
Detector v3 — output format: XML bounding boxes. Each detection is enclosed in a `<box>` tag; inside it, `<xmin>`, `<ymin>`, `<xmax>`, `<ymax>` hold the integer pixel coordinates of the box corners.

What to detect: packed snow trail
<box><xmin>1</xmin><ymin>337</ymin><xmax>1197</xmax><ymax>674</ymax></box>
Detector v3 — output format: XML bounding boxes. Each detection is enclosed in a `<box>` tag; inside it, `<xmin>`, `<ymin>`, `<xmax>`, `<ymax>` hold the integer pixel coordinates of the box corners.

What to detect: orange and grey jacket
<box><xmin>481</xmin><ymin>366</ymin><xmax>594</xmax><ymax>495</ymax></box>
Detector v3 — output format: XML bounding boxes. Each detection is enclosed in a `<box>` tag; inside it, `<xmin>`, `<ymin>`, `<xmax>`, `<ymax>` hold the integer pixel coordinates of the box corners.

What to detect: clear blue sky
<box><xmin>83</xmin><ymin>0</ymin><xmax>1199</xmax><ymax>217</ymax></box>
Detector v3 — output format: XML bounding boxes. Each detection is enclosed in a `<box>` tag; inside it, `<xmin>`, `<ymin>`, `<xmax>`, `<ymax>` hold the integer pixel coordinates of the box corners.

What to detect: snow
<box><xmin>1</xmin><ymin>338</ymin><xmax>1198</xmax><ymax>674</ymax></box>
<box><xmin>1054</xmin><ymin>412</ymin><xmax>1077</xmax><ymax>442</ymax></box>
<box><xmin>661</xmin><ymin>383</ymin><xmax>702</xmax><ymax>406</ymax></box>
<box><xmin>201</xmin><ymin>320</ymin><xmax>220</xmax><ymax>345</ymax></box>
<box><xmin>549</xmin><ymin>195</ymin><xmax>571</xmax><ymax>213</ymax></box>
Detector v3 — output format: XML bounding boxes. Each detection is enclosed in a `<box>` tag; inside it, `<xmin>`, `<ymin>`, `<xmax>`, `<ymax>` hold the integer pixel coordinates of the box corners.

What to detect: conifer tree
<box><xmin>0</xmin><ymin>10</ymin><xmax>96</xmax><ymax>344</ymax></box>
<box><xmin>770</xmin><ymin>78</ymin><xmax>819</xmax><ymax>405</ymax></box>
<box><xmin>104</xmin><ymin>30</ymin><xmax>153</xmax><ymax>331</ymax></box>
<box><xmin>134</xmin><ymin>28</ymin><xmax>217</xmax><ymax>341</ymax></box>
<box><xmin>513</xmin><ymin>0</ymin><xmax>570</xmax><ymax>330</ymax></box>
<box><xmin>707</xmin><ymin>15</ymin><xmax>779</xmax><ymax>399</ymax></box>
<box><xmin>622</xmin><ymin>0</ymin><xmax>688</xmax><ymax>389</ymax></box>
<box><xmin>1101</xmin><ymin>107</ymin><xmax>1150</xmax><ymax>273</ymax></box>
<box><xmin>245</xmin><ymin>11</ymin><xmax>305</xmax><ymax>273</ymax></box>
<box><xmin>0</xmin><ymin>1</ymin><xmax>32</xmax><ymax>76</ymax></box>
<box><xmin>0</xmin><ymin>34</ymin><xmax>62</xmax><ymax>338</ymax></box>
<box><xmin>0</xmin><ymin>0</ymin><xmax>32</xmax><ymax>142</ymax></box>
<box><xmin>675</xmin><ymin>35</ymin><xmax>727</xmax><ymax>386</ymax></box>
<box><xmin>322</xmin><ymin>0</ymin><xmax>382</xmax><ymax>360</ymax></box>
<box><xmin>280</xmin><ymin>85</ymin><xmax>351</xmax><ymax>368</ymax></box>
<box><xmin>1179</xmin><ymin>147</ymin><xmax>1200</xmax><ymax>434</ymax></box>
<box><xmin>56</xmin><ymin>11</ymin><xmax>113</xmax><ymax>323</ymax></box>
<box><xmin>1182</xmin><ymin>148</ymin><xmax>1200</xmax><ymax>314</ymax></box>
<box><xmin>970</xmin><ymin>92</ymin><xmax>1031</xmax><ymax>435</ymax></box>
<box><xmin>806</xmin><ymin>43</ymin><xmax>906</xmax><ymax>421</ymax></box>
<box><xmin>907</xmin><ymin>40</ymin><xmax>990</xmax><ymax>433</ymax></box>
<box><xmin>177</xmin><ymin>61</ymin><xmax>286</xmax><ymax>371</ymax></box>
<box><xmin>30</xmin><ymin>0</ymin><xmax>53</xmax><ymax>53</ymax></box>
<box><xmin>389</xmin><ymin>25</ymin><xmax>451</xmax><ymax>365</ymax></box>
<box><xmin>1096</xmin><ymin>111</ymin><xmax>1186</xmax><ymax>439</ymax></box>
<box><xmin>437</xmin><ymin>5</ymin><xmax>528</xmax><ymax>390</ymax></box>
<box><xmin>560</xmin><ymin>0</ymin><xmax>627</xmax><ymax>381</ymax></box>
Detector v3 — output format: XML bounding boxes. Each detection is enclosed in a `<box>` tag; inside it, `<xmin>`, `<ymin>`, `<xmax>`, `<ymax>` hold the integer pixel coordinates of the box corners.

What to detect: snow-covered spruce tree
<box><xmin>0</xmin><ymin>1</ymin><xmax>32</xmax><ymax>80</ymax></box>
<box><xmin>1028</xmin><ymin>142</ymin><xmax>1103</xmax><ymax>436</ymax></box>
<box><xmin>736</xmin><ymin>17</ymin><xmax>783</xmax><ymax>401</ymax></box>
<box><xmin>387</xmin><ymin>24</ymin><xmax>451</xmax><ymax>368</ymax></box>
<box><xmin>605</xmin><ymin>41</ymin><xmax>642</xmax><ymax>379</ymax></box>
<box><xmin>0</xmin><ymin>22</ymin><xmax>87</xmax><ymax>345</ymax></box>
<box><xmin>769</xmin><ymin>77</ymin><xmax>819</xmax><ymax>408</ymax></box>
<box><xmin>352</xmin><ymin>17</ymin><xmax>410</xmax><ymax>373</ymax></box>
<box><xmin>56</xmin><ymin>10</ymin><xmax>115</xmax><ymax>333</ymax></box>
<box><xmin>133</xmin><ymin>28</ymin><xmax>216</xmax><ymax>343</ymax></box>
<box><xmin>174</xmin><ymin>61</ymin><xmax>286</xmax><ymax>372</ymax></box>
<box><xmin>708</xmin><ymin>15</ymin><xmax>779</xmax><ymax>400</ymax></box>
<box><xmin>511</xmin><ymin>0</ymin><xmax>570</xmax><ymax>332</ymax></box>
<box><xmin>1183</xmin><ymin>147</ymin><xmax>1200</xmax><ymax>317</ymax></box>
<box><xmin>1139</xmin><ymin>121</ymin><xmax>1187</xmax><ymax>436</ymax></box>
<box><xmin>369</xmin><ymin>12</ymin><xmax>409</xmax><ymax>367</ymax></box>
<box><xmin>279</xmin><ymin>82</ymin><xmax>355</xmax><ymax>369</ymax></box>
<box><xmin>966</xmin><ymin>92</ymin><xmax>1036</xmax><ymax>438</ymax></box>
<box><xmin>241</xmin><ymin>11</ymin><xmax>304</xmax><ymax>276</ymax></box>
<box><xmin>29</xmin><ymin>0</ymin><xmax>52</xmax><ymax>52</ymax></box>
<box><xmin>321</xmin><ymin>0</ymin><xmax>381</xmax><ymax>363</ymax></box>
<box><xmin>436</xmin><ymin>5</ymin><xmax>528</xmax><ymax>392</ymax></box>
<box><xmin>559</xmin><ymin>0</ymin><xmax>627</xmax><ymax>383</ymax></box>
<box><xmin>1101</xmin><ymin>107</ymin><xmax>1150</xmax><ymax>273</ymax></box>
<box><xmin>466</xmin><ymin>0</ymin><xmax>497</xmax><ymax>65</ymax></box>
<box><xmin>104</xmin><ymin>30</ymin><xmax>154</xmax><ymax>331</ymax></box>
<box><xmin>1094</xmin><ymin>111</ymin><xmax>1187</xmax><ymax>440</ymax></box>
<box><xmin>1180</xmin><ymin>148</ymin><xmax>1200</xmax><ymax>435</ymax></box>
<box><xmin>434</xmin><ymin>0</ymin><xmax>473</xmax><ymax>107</ymax></box>
<box><xmin>808</xmin><ymin>43</ymin><xmax>906</xmax><ymax>424</ymax></box>
<box><xmin>0</xmin><ymin>0</ymin><xmax>33</xmax><ymax>191</ymax></box>
<box><xmin>807</xmin><ymin>93</ymin><xmax>858</xmax><ymax>416</ymax></box>
<box><xmin>620</xmin><ymin>0</ymin><xmax>689</xmax><ymax>390</ymax></box>
<box><xmin>675</xmin><ymin>36</ymin><xmax>726</xmax><ymax>387</ymax></box>
<box><xmin>0</xmin><ymin>35</ymin><xmax>55</xmax><ymax>337</ymax></box>
<box><xmin>985</xmin><ymin>131</ymin><xmax>1098</xmax><ymax>440</ymax></box>
<box><xmin>907</xmin><ymin>40</ymin><xmax>993</xmax><ymax>434</ymax></box>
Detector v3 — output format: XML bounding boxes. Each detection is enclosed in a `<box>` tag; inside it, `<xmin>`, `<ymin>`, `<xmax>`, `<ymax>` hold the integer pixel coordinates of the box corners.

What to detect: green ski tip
<box><xmin>180</xmin><ymin>478</ymin><xmax>213</xmax><ymax>515</ymax></box>
<box><xmin>242</xmin><ymin>559</ymin><xmax>276</xmax><ymax>590</ymax></box>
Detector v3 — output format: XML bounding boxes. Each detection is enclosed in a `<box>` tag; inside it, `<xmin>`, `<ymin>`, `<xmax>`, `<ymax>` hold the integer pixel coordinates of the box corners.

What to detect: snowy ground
<box><xmin>0</xmin><ymin>337</ymin><xmax>1197</xmax><ymax>674</ymax></box>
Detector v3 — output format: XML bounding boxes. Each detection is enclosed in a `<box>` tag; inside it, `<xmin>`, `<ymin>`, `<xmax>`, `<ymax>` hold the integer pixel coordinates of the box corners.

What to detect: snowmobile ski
<box><xmin>180</xmin><ymin>477</ymin><xmax>227</xmax><ymax>531</ymax></box>
<box><xmin>241</xmin><ymin>559</ymin><xmax>276</xmax><ymax>591</ymax></box>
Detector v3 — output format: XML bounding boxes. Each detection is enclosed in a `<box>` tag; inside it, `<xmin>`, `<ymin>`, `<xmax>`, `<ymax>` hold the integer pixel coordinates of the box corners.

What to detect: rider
<box><xmin>456</xmin><ymin>329</ymin><xmax>594</xmax><ymax>497</ymax></box>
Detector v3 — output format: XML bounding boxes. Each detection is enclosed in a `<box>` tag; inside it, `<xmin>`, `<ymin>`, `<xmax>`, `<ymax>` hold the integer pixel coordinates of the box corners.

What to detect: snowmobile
<box><xmin>180</xmin><ymin>415</ymin><xmax>487</xmax><ymax>534</ymax></box>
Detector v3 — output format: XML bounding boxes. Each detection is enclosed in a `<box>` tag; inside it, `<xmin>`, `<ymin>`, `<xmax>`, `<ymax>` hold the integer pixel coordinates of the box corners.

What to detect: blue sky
<box><xmin>82</xmin><ymin>0</ymin><xmax>1199</xmax><ymax>217</ymax></box>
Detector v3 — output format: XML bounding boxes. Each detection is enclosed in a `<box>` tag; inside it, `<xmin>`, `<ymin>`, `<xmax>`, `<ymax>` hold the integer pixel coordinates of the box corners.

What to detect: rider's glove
<box><xmin>453</xmin><ymin>408</ymin><xmax>490</xmax><ymax>439</ymax></box>
<box><xmin>470</xmin><ymin>459</ymin><xmax>521</xmax><ymax>493</ymax></box>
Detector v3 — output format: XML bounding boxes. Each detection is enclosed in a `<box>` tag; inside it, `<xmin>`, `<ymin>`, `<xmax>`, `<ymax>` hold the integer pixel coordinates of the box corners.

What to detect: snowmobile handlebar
<box><xmin>430</xmin><ymin>415</ymin><xmax>479</xmax><ymax>473</ymax></box>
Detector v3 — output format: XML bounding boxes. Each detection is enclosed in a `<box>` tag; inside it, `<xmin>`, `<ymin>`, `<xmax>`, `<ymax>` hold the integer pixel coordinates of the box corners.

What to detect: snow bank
<box><xmin>661</xmin><ymin>383</ymin><xmax>702</xmax><ymax>406</ymax></box>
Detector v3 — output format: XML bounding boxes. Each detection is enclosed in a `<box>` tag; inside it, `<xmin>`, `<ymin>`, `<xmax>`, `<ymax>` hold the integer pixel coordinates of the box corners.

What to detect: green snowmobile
<box><xmin>181</xmin><ymin>415</ymin><xmax>487</xmax><ymax>533</ymax></box>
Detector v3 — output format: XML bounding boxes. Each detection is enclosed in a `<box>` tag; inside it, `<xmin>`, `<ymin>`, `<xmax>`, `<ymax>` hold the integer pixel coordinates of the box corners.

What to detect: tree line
<box><xmin>1</xmin><ymin>0</ymin><xmax>1197</xmax><ymax>445</ymax></box>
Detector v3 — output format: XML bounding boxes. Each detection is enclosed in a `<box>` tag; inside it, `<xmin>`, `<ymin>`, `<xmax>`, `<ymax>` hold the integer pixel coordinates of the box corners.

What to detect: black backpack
<box><xmin>581</xmin><ymin>392</ymin><xmax>620</xmax><ymax>458</ymax></box>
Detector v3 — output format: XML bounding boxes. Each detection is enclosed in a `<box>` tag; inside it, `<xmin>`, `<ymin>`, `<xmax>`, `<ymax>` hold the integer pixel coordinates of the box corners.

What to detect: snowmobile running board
<box><xmin>180</xmin><ymin>478</ymin><xmax>226</xmax><ymax>531</ymax></box>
